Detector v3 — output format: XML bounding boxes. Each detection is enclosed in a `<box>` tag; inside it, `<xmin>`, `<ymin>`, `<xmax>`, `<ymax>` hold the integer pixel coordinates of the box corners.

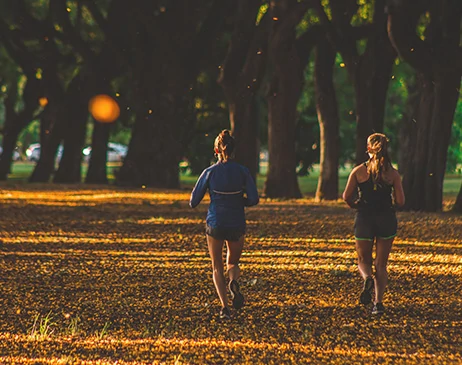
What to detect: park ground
<box><xmin>0</xmin><ymin>181</ymin><xmax>460</xmax><ymax>364</ymax></box>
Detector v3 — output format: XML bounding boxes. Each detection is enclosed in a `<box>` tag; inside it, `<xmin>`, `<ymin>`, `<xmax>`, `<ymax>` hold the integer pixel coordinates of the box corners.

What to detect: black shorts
<box><xmin>206</xmin><ymin>225</ymin><xmax>245</xmax><ymax>242</ymax></box>
<box><xmin>354</xmin><ymin>209</ymin><xmax>397</xmax><ymax>241</ymax></box>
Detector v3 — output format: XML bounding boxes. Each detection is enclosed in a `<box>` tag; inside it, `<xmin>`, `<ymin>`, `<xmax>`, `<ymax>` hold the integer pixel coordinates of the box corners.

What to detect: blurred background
<box><xmin>0</xmin><ymin>0</ymin><xmax>460</xmax><ymax>212</ymax></box>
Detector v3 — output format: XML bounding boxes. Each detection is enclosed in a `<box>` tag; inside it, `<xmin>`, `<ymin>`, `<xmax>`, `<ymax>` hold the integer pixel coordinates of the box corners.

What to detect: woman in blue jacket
<box><xmin>190</xmin><ymin>130</ymin><xmax>259</xmax><ymax>320</ymax></box>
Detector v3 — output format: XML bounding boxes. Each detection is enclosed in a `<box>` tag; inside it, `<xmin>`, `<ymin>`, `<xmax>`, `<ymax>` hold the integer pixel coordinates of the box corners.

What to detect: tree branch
<box><xmin>296</xmin><ymin>24</ymin><xmax>324</xmax><ymax>69</ymax></box>
<box><xmin>188</xmin><ymin>0</ymin><xmax>234</xmax><ymax>77</ymax></box>
<box><xmin>218</xmin><ymin>0</ymin><xmax>262</xmax><ymax>90</ymax></box>
<box><xmin>312</xmin><ymin>0</ymin><xmax>359</xmax><ymax>78</ymax></box>
<box><xmin>240</xmin><ymin>12</ymin><xmax>271</xmax><ymax>91</ymax></box>
<box><xmin>386</xmin><ymin>2</ymin><xmax>434</xmax><ymax>74</ymax></box>
<box><xmin>0</xmin><ymin>19</ymin><xmax>37</xmax><ymax>72</ymax></box>
<box><xmin>50</xmin><ymin>0</ymin><xmax>96</xmax><ymax>64</ymax></box>
<box><xmin>271</xmin><ymin>0</ymin><xmax>318</xmax><ymax>51</ymax></box>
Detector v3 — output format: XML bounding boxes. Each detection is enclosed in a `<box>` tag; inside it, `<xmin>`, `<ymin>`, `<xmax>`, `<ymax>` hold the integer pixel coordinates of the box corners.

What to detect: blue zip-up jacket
<box><xmin>189</xmin><ymin>161</ymin><xmax>259</xmax><ymax>230</ymax></box>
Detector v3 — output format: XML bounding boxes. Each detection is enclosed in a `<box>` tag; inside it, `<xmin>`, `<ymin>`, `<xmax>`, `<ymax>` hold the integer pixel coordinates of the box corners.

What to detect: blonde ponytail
<box><xmin>367</xmin><ymin>133</ymin><xmax>391</xmax><ymax>183</ymax></box>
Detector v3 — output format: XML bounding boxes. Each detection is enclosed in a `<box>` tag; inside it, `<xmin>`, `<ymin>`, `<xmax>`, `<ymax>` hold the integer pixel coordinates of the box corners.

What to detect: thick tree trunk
<box><xmin>402</xmin><ymin>74</ymin><xmax>435</xmax><ymax>210</ymax></box>
<box><xmin>316</xmin><ymin>0</ymin><xmax>396</xmax><ymax>164</ymax></box>
<box><xmin>230</xmin><ymin>100</ymin><xmax>260</xmax><ymax>177</ymax></box>
<box><xmin>315</xmin><ymin>38</ymin><xmax>340</xmax><ymax>201</ymax></box>
<box><xmin>353</xmin><ymin>1</ymin><xmax>396</xmax><ymax>164</ymax></box>
<box><xmin>265</xmin><ymin>74</ymin><xmax>302</xmax><ymax>198</ymax></box>
<box><xmin>29</xmin><ymin>73</ymin><xmax>66</xmax><ymax>183</ymax></box>
<box><xmin>388</xmin><ymin>0</ymin><xmax>462</xmax><ymax>211</ymax></box>
<box><xmin>263</xmin><ymin>0</ymin><xmax>311</xmax><ymax>199</ymax></box>
<box><xmin>29</xmin><ymin>104</ymin><xmax>65</xmax><ymax>183</ymax></box>
<box><xmin>0</xmin><ymin>76</ymin><xmax>41</xmax><ymax>180</ymax></box>
<box><xmin>218</xmin><ymin>0</ymin><xmax>268</xmax><ymax>180</ymax></box>
<box><xmin>116</xmin><ymin>95</ymin><xmax>189</xmax><ymax>188</ymax></box>
<box><xmin>85</xmin><ymin>122</ymin><xmax>110</xmax><ymax>184</ymax></box>
<box><xmin>398</xmin><ymin>79</ymin><xmax>419</xmax><ymax>172</ymax></box>
<box><xmin>115</xmin><ymin>0</ymin><xmax>229</xmax><ymax>188</ymax></box>
<box><xmin>54</xmin><ymin>77</ymin><xmax>89</xmax><ymax>183</ymax></box>
<box><xmin>404</xmin><ymin>72</ymin><xmax>460</xmax><ymax>211</ymax></box>
<box><xmin>354</xmin><ymin>41</ymin><xmax>396</xmax><ymax>164</ymax></box>
<box><xmin>423</xmin><ymin>72</ymin><xmax>461</xmax><ymax>211</ymax></box>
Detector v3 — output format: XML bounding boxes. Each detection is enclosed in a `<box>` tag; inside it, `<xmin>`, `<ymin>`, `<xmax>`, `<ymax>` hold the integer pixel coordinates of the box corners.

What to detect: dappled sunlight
<box><xmin>0</xmin><ymin>333</ymin><xmax>457</xmax><ymax>364</ymax></box>
<box><xmin>0</xmin><ymin>185</ymin><xmax>460</xmax><ymax>364</ymax></box>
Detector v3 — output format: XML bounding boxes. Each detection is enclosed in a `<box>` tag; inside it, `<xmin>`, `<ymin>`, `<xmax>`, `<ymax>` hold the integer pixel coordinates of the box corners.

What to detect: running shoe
<box><xmin>229</xmin><ymin>280</ymin><xmax>245</xmax><ymax>309</ymax></box>
<box><xmin>359</xmin><ymin>276</ymin><xmax>374</xmax><ymax>305</ymax></box>
<box><xmin>372</xmin><ymin>302</ymin><xmax>385</xmax><ymax>315</ymax></box>
<box><xmin>219</xmin><ymin>307</ymin><xmax>231</xmax><ymax>320</ymax></box>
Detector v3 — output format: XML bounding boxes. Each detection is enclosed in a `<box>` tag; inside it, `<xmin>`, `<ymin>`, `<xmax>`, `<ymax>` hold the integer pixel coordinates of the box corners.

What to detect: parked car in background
<box><xmin>0</xmin><ymin>146</ymin><xmax>21</xmax><ymax>161</ymax></box>
<box><xmin>25</xmin><ymin>143</ymin><xmax>41</xmax><ymax>162</ymax></box>
<box><xmin>82</xmin><ymin>142</ymin><xmax>128</xmax><ymax>163</ymax></box>
<box><xmin>26</xmin><ymin>144</ymin><xmax>63</xmax><ymax>163</ymax></box>
<box><xmin>26</xmin><ymin>142</ymin><xmax>127</xmax><ymax>164</ymax></box>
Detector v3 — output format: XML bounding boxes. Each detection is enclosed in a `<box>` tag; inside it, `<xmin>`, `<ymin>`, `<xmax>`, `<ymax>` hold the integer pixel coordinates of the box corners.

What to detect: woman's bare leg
<box><xmin>374</xmin><ymin>237</ymin><xmax>394</xmax><ymax>303</ymax></box>
<box><xmin>226</xmin><ymin>235</ymin><xmax>244</xmax><ymax>281</ymax></box>
<box><xmin>207</xmin><ymin>235</ymin><xmax>228</xmax><ymax>308</ymax></box>
<box><xmin>355</xmin><ymin>239</ymin><xmax>374</xmax><ymax>279</ymax></box>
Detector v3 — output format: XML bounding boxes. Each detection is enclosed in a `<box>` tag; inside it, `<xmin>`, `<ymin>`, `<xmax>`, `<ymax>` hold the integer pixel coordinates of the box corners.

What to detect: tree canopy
<box><xmin>0</xmin><ymin>0</ymin><xmax>460</xmax><ymax>212</ymax></box>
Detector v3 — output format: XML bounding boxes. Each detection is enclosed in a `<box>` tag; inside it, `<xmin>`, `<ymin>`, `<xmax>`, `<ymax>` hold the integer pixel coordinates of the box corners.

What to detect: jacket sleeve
<box><xmin>189</xmin><ymin>169</ymin><xmax>210</xmax><ymax>208</ymax></box>
<box><xmin>243</xmin><ymin>168</ymin><xmax>259</xmax><ymax>207</ymax></box>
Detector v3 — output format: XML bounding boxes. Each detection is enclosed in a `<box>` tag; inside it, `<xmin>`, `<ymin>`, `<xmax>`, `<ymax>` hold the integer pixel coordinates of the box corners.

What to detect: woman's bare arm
<box><xmin>342</xmin><ymin>168</ymin><xmax>359</xmax><ymax>208</ymax></box>
<box><xmin>392</xmin><ymin>169</ymin><xmax>405</xmax><ymax>207</ymax></box>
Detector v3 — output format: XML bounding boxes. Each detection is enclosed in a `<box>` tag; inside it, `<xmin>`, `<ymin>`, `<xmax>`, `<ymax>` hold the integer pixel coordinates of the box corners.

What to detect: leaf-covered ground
<box><xmin>0</xmin><ymin>185</ymin><xmax>460</xmax><ymax>364</ymax></box>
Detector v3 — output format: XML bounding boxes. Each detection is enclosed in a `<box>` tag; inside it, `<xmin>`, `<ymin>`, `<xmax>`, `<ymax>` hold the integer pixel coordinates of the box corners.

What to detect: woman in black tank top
<box><xmin>343</xmin><ymin>133</ymin><xmax>405</xmax><ymax>315</ymax></box>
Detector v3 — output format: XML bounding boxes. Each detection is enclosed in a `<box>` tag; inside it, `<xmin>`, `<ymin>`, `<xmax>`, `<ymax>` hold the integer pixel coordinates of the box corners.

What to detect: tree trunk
<box><xmin>388</xmin><ymin>0</ymin><xmax>462</xmax><ymax>211</ymax></box>
<box><xmin>404</xmin><ymin>71</ymin><xmax>460</xmax><ymax>211</ymax></box>
<box><xmin>29</xmin><ymin>73</ymin><xmax>66</xmax><ymax>183</ymax></box>
<box><xmin>263</xmin><ymin>0</ymin><xmax>312</xmax><ymax>199</ymax></box>
<box><xmin>315</xmin><ymin>0</ymin><xmax>396</xmax><ymax>164</ymax></box>
<box><xmin>398</xmin><ymin>78</ymin><xmax>419</xmax><ymax>172</ymax></box>
<box><xmin>115</xmin><ymin>0</ymin><xmax>230</xmax><ymax>188</ymax></box>
<box><xmin>218</xmin><ymin>0</ymin><xmax>268</xmax><ymax>180</ymax></box>
<box><xmin>352</xmin><ymin>0</ymin><xmax>396</xmax><ymax>164</ymax></box>
<box><xmin>116</xmin><ymin>94</ymin><xmax>189</xmax><ymax>188</ymax></box>
<box><xmin>85</xmin><ymin>122</ymin><xmax>110</xmax><ymax>184</ymax></box>
<box><xmin>29</xmin><ymin>103</ymin><xmax>65</xmax><ymax>183</ymax></box>
<box><xmin>0</xmin><ymin>76</ymin><xmax>41</xmax><ymax>180</ymax></box>
<box><xmin>230</xmin><ymin>100</ymin><xmax>260</xmax><ymax>177</ymax></box>
<box><xmin>353</xmin><ymin>38</ymin><xmax>396</xmax><ymax>164</ymax></box>
<box><xmin>315</xmin><ymin>37</ymin><xmax>340</xmax><ymax>201</ymax></box>
<box><xmin>423</xmin><ymin>72</ymin><xmax>461</xmax><ymax>211</ymax></box>
<box><xmin>54</xmin><ymin>77</ymin><xmax>89</xmax><ymax>183</ymax></box>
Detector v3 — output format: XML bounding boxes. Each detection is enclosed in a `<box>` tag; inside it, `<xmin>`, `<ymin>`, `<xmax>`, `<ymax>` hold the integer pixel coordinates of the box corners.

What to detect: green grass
<box><xmin>8</xmin><ymin>162</ymin><xmax>120</xmax><ymax>182</ymax></box>
<box><xmin>8</xmin><ymin>161</ymin><xmax>461</xmax><ymax>197</ymax></box>
<box><xmin>181</xmin><ymin>169</ymin><xmax>461</xmax><ymax>197</ymax></box>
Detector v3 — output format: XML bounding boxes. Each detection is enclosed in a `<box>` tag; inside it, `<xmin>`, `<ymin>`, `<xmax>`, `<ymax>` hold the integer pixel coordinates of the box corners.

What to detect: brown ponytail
<box><xmin>367</xmin><ymin>133</ymin><xmax>392</xmax><ymax>182</ymax></box>
<box><xmin>214</xmin><ymin>129</ymin><xmax>235</xmax><ymax>161</ymax></box>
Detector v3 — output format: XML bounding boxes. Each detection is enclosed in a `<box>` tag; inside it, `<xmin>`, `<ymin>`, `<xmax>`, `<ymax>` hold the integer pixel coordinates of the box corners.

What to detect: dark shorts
<box><xmin>206</xmin><ymin>225</ymin><xmax>245</xmax><ymax>242</ymax></box>
<box><xmin>354</xmin><ymin>209</ymin><xmax>397</xmax><ymax>241</ymax></box>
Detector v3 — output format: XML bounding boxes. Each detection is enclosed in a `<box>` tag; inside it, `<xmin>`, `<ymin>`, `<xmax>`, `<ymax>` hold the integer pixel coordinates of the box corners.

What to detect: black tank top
<box><xmin>357</xmin><ymin>165</ymin><xmax>393</xmax><ymax>212</ymax></box>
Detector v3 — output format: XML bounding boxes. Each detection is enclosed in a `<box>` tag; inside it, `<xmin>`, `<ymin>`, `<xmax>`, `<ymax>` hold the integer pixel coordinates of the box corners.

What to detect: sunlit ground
<box><xmin>0</xmin><ymin>185</ymin><xmax>460</xmax><ymax>364</ymax></box>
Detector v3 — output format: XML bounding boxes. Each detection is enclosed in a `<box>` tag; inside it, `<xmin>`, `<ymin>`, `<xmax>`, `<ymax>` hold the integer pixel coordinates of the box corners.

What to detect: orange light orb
<box><xmin>88</xmin><ymin>94</ymin><xmax>120</xmax><ymax>123</ymax></box>
<box><xmin>39</xmin><ymin>97</ymin><xmax>48</xmax><ymax>107</ymax></box>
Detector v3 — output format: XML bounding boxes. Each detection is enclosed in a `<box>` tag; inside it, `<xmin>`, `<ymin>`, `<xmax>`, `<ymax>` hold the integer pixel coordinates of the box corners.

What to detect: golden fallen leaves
<box><xmin>0</xmin><ymin>185</ymin><xmax>460</xmax><ymax>364</ymax></box>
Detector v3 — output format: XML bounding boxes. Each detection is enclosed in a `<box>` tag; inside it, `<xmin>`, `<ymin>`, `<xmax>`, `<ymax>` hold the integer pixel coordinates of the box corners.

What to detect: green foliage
<box><xmin>447</xmin><ymin>96</ymin><xmax>462</xmax><ymax>173</ymax></box>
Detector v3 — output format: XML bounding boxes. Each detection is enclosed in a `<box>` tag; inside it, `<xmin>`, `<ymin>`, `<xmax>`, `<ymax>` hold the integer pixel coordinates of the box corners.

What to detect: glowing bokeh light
<box><xmin>88</xmin><ymin>94</ymin><xmax>120</xmax><ymax>123</ymax></box>
<box><xmin>39</xmin><ymin>97</ymin><xmax>48</xmax><ymax>107</ymax></box>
